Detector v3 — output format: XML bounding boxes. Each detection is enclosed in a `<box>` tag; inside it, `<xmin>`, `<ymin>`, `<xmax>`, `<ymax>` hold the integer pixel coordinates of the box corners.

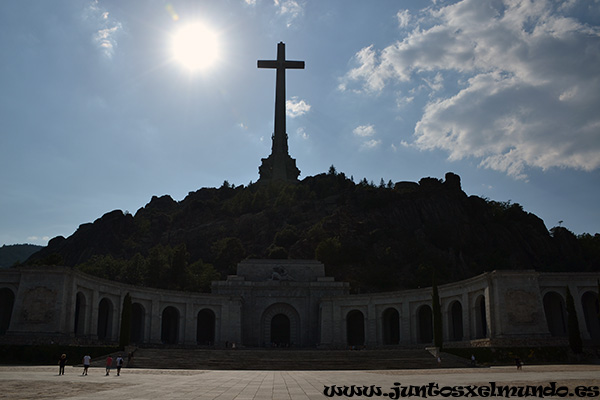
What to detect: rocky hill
<box><xmin>26</xmin><ymin>171</ymin><xmax>600</xmax><ymax>292</ymax></box>
<box><xmin>0</xmin><ymin>244</ymin><xmax>43</xmax><ymax>268</ymax></box>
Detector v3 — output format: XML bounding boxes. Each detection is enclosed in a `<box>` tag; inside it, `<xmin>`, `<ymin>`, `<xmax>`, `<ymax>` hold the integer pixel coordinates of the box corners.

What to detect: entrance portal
<box><xmin>270</xmin><ymin>313</ymin><xmax>290</xmax><ymax>347</ymax></box>
<box><xmin>261</xmin><ymin>303</ymin><xmax>300</xmax><ymax>347</ymax></box>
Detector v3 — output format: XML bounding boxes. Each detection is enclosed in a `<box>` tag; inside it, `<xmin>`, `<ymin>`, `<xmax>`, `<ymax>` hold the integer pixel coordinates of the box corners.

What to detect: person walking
<box><xmin>82</xmin><ymin>354</ymin><xmax>91</xmax><ymax>375</ymax></box>
<box><xmin>115</xmin><ymin>355</ymin><xmax>124</xmax><ymax>376</ymax></box>
<box><xmin>105</xmin><ymin>355</ymin><xmax>113</xmax><ymax>376</ymax></box>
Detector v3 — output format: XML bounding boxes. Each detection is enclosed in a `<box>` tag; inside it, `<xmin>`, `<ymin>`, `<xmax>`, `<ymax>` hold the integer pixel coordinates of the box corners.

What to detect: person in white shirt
<box><xmin>82</xmin><ymin>355</ymin><xmax>91</xmax><ymax>375</ymax></box>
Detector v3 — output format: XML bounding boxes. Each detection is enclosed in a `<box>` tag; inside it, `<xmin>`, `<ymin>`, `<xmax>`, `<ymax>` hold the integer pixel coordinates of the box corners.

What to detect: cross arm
<box><xmin>258</xmin><ymin>60</ymin><xmax>278</xmax><ymax>69</ymax></box>
<box><xmin>284</xmin><ymin>61</ymin><xmax>305</xmax><ymax>69</ymax></box>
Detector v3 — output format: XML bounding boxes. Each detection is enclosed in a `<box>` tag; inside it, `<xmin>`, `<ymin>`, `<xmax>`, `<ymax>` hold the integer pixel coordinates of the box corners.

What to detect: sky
<box><xmin>1</xmin><ymin>0</ymin><xmax>599</xmax><ymax>247</ymax></box>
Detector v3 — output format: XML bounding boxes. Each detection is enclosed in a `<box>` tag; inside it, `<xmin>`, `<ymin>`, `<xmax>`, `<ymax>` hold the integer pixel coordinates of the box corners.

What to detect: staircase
<box><xmin>115</xmin><ymin>348</ymin><xmax>470</xmax><ymax>370</ymax></box>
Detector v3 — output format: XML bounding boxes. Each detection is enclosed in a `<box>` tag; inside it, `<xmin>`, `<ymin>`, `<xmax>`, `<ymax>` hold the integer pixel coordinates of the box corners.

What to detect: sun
<box><xmin>171</xmin><ymin>22</ymin><xmax>220</xmax><ymax>71</ymax></box>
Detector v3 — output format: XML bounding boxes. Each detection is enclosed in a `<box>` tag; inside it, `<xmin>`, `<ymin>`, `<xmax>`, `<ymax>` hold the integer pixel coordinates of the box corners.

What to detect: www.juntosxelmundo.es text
<box><xmin>323</xmin><ymin>382</ymin><xmax>600</xmax><ymax>398</ymax></box>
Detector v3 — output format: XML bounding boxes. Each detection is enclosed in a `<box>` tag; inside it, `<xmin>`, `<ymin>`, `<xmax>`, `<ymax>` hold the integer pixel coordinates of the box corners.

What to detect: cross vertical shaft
<box><xmin>258</xmin><ymin>42</ymin><xmax>305</xmax><ymax>156</ymax></box>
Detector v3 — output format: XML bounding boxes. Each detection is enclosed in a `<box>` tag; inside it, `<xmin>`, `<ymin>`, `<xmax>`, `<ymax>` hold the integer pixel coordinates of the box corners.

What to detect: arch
<box><xmin>543</xmin><ymin>291</ymin><xmax>567</xmax><ymax>337</ymax></box>
<box><xmin>448</xmin><ymin>300</ymin><xmax>463</xmax><ymax>341</ymax></box>
<box><xmin>74</xmin><ymin>292</ymin><xmax>86</xmax><ymax>335</ymax></box>
<box><xmin>0</xmin><ymin>288</ymin><xmax>15</xmax><ymax>335</ymax></box>
<box><xmin>346</xmin><ymin>310</ymin><xmax>365</xmax><ymax>347</ymax></box>
<box><xmin>581</xmin><ymin>291</ymin><xmax>600</xmax><ymax>343</ymax></box>
<box><xmin>382</xmin><ymin>307</ymin><xmax>400</xmax><ymax>345</ymax></box>
<box><xmin>161</xmin><ymin>306</ymin><xmax>180</xmax><ymax>344</ymax></box>
<box><xmin>261</xmin><ymin>303</ymin><xmax>301</xmax><ymax>347</ymax></box>
<box><xmin>270</xmin><ymin>314</ymin><xmax>290</xmax><ymax>347</ymax></box>
<box><xmin>196</xmin><ymin>308</ymin><xmax>216</xmax><ymax>345</ymax></box>
<box><xmin>474</xmin><ymin>295</ymin><xmax>487</xmax><ymax>339</ymax></box>
<box><xmin>97</xmin><ymin>298</ymin><xmax>114</xmax><ymax>340</ymax></box>
<box><xmin>130</xmin><ymin>303</ymin><xmax>145</xmax><ymax>343</ymax></box>
<box><xmin>417</xmin><ymin>305</ymin><xmax>433</xmax><ymax>344</ymax></box>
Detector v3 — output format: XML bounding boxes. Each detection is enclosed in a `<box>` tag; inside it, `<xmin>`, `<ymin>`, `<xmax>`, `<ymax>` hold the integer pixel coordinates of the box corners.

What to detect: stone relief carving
<box><xmin>20</xmin><ymin>286</ymin><xmax>56</xmax><ymax>324</ymax></box>
<box><xmin>505</xmin><ymin>289</ymin><xmax>541</xmax><ymax>325</ymax></box>
<box><xmin>270</xmin><ymin>266</ymin><xmax>295</xmax><ymax>281</ymax></box>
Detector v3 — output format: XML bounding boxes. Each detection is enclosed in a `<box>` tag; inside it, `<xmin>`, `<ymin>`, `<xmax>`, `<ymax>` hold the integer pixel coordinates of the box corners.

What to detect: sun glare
<box><xmin>172</xmin><ymin>22</ymin><xmax>220</xmax><ymax>72</ymax></box>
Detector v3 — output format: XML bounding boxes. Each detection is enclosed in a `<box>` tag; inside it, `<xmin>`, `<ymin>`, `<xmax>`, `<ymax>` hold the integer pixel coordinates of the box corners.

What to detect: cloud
<box><xmin>27</xmin><ymin>236</ymin><xmax>50</xmax><ymax>244</ymax></box>
<box><xmin>244</xmin><ymin>0</ymin><xmax>257</xmax><ymax>5</ymax></box>
<box><xmin>353</xmin><ymin>124</ymin><xmax>376</xmax><ymax>137</ymax></box>
<box><xmin>286</xmin><ymin>97</ymin><xmax>311</xmax><ymax>117</ymax></box>
<box><xmin>86</xmin><ymin>1</ymin><xmax>122</xmax><ymax>58</ymax></box>
<box><xmin>354</xmin><ymin>125</ymin><xmax>380</xmax><ymax>150</ymax></box>
<box><xmin>360</xmin><ymin>139</ymin><xmax>382</xmax><ymax>150</ymax></box>
<box><xmin>341</xmin><ymin>0</ymin><xmax>600</xmax><ymax>178</ymax></box>
<box><xmin>94</xmin><ymin>26</ymin><xmax>121</xmax><ymax>57</ymax></box>
<box><xmin>274</xmin><ymin>0</ymin><xmax>305</xmax><ymax>27</ymax></box>
<box><xmin>338</xmin><ymin>45</ymin><xmax>388</xmax><ymax>93</ymax></box>
<box><xmin>397</xmin><ymin>10</ymin><xmax>411</xmax><ymax>28</ymax></box>
<box><xmin>296</xmin><ymin>127</ymin><xmax>309</xmax><ymax>139</ymax></box>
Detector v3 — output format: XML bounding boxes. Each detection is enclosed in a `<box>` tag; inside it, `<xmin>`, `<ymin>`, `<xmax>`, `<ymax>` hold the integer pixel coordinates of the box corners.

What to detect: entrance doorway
<box><xmin>346</xmin><ymin>310</ymin><xmax>365</xmax><ymax>347</ymax></box>
<box><xmin>261</xmin><ymin>303</ymin><xmax>300</xmax><ymax>347</ymax></box>
<box><xmin>270</xmin><ymin>313</ymin><xmax>290</xmax><ymax>347</ymax></box>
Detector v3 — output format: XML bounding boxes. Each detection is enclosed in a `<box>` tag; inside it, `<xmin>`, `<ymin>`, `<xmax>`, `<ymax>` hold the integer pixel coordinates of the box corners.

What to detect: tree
<box><xmin>170</xmin><ymin>244</ymin><xmax>189</xmax><ymax>290</ymax></box>
<box><xmin>119</xmin><ymin>293</ymin><xmax>132</xmax><ymax>349</ymax></box>
<box><xmin>432</xmin><ymin>274</ymin><xmax>443</xmax><ymax>350</ymax></box>
<box><xmin>566</xmin><ymin>286</ymin><xmax>583</xmax><ymax>354</ymax></box>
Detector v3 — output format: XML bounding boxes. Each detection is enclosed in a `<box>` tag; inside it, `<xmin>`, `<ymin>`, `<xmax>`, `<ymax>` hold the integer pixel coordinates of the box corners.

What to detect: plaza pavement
<box><xmin>0</xmin><ymin>364</ymin><xmax>599</xmax><ymax>399</ymax></box>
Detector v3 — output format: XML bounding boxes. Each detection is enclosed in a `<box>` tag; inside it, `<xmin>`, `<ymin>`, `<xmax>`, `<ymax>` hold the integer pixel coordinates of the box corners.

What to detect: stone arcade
<box><xmin>1</xmin><ymin>261</ymin><xmax>599</xmax><ymax>348</ymax></box>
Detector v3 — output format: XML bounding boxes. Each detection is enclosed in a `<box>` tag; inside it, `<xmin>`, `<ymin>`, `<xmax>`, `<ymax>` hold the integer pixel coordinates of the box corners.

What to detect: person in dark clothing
<box><xmin>58</xmin><ymin>354</ymin><xmax>67</xmax><ymax>375</ymax></box>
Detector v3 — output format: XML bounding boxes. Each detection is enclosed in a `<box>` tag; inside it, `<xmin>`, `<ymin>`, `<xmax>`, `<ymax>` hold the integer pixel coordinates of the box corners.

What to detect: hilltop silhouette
<box><xmin>26</xmin><ymin>170</ymin><xmax>600</xmax><ymax>293</ymax></box>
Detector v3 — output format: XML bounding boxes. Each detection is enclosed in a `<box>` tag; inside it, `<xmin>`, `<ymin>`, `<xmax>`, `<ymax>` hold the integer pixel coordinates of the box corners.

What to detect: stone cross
<box><xmin>258</xmin><ymin>42</ymin><xmax>305</xmax><ymax>156</ymax></box>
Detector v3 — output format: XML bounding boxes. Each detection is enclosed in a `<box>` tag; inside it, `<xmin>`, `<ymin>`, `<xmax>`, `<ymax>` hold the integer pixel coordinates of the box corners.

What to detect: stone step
<box><xmin>111</xmin><ymin>348</ymin><xmax>470</xmax><ymax>370</ymax></box>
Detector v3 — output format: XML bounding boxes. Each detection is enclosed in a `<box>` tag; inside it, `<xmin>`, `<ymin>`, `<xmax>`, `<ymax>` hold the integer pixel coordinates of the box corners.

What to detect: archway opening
<box><xmin>382</xmin><ymin>308</ymin><xmax>400</xmax><ymax>345</ymax></box>
<box><xmin>346</xmin><ymin>310</ymin><xmax>365</xmax><ymax>347</ymax></box>
<box><xmin>161</xmin><ymin>306</ymin><xmax>179</xmax><ymax>344</ymax></box>
<box><xmin>543</xmin><ymin>292</ymin><xmax>567</xmax><ymax>337</ymax></box>
<box><xmin>261</xmin><ymin>303</ymin><xmax>300</xmax><ymax>347</ymax></box>
<box><xmin>449</xmin><ymin>301</ymin><xmax>463</xmax><ymax>341</ymax></box>
<box><xmin>131</xmin><ymin>303</ymin><xmax>145</xmax><ymax>343</ymax></box>
<box><xmin>417</xmin><ymin>305</ymin><xmax>433</xmax><ymax>344</ymax></box>
<box><xmin>197</xmin><ymin>308</ymin><xmax>216</xmax><ymax>345</ymax></box>
<box><xmin>270</xmin><ymin>313</ymin><xmax>290</xmax><ymax>347</ymax></box>
<box><xmin>582</xmin><ymin>291</ymin><xmax>600</xmax><ymax>343</ymax></box>
<box><xmin>474</xmin><ymin>296</ymin><xmax>487</xmax><ymax>339</ymax></box>
<box><xmin>97</xmin><ymin>298</ymin><xmax>113</xmax><ymax>340</ymax></box>
<box><xmin>74</xmin><ymin>292</ymin><xmax>86</xmax><ymax>335</ymax></box>
<box><xmin>0</xmin><ymin>288</ymin><xmax>15</xmax><ymax>335</ymax></box>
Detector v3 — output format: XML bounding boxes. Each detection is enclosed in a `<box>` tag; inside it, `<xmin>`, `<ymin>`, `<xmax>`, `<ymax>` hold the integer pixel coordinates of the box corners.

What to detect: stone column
<box><xmin>366</xmin><ymin>303</ymin><xmax>377</xmax><ymax>347</ymax></box>
<box><xmin>150</xmin><ymin>298</ymin><xmax>161</xmax><ymax>343</ymax></box>
<box><xmin>484</xmin><ymin>286</ymin><xmax>492</xmax><ymax>338</ymax></box>
<box><xmin>462</xmin><ymin>292</ymin><xmax>470</xmax><ymax>340</ymax></box>
<box><xmin>570</xmin><ymin>284</ymin><xmax>591</xmax><ymax>340</ymax></box>
<box><xmin>318</xmin><ymin>301</ymin><xmax>333</xmax><ymax>347</ymax></box>
<box><xmin>90</xmin><ymin>290</ymin><xmax>99</xmax><ymax>339</ymax></box>
<box><xmin>184</xmin><ymin>302</ymin><xmax>196</xmax><ymax>345</ymax></box>
<box><xmin>401</xmin><ymin>301</ymin><xmax>411</xmax><ymax>345</ymax></box>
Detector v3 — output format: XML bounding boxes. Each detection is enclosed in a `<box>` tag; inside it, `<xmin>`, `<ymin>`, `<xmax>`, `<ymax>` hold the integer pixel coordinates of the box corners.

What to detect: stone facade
<box><xmin>0</xmin><ymin>262</ymin><xmax>599</xmax><ymax>348</ymax></box>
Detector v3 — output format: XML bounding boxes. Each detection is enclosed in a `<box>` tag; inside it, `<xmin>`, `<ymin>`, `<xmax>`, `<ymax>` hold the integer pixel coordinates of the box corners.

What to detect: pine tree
<box><xmin>566</xmin><ymin>286</ymin><xmax>583</xmax><ymax>354</ymax></box>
